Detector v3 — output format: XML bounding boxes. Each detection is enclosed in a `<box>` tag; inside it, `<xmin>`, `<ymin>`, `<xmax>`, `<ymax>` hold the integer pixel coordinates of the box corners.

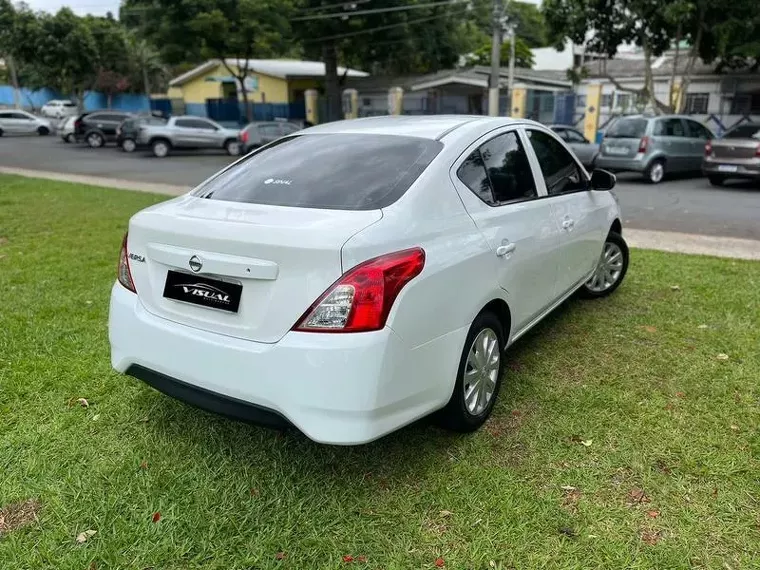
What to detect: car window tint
<box><xmin>259</xmin><ymin>124</ymin><xmax>280</xmax><ymax>136</ymax></box>
<box><xmin>63</xmin><ymin>102</ymin><xmax>76</xmax><ymax>107</ymax></box>
<box><xmin>12</xmin><ymin>112</ymin><xmax>31</xmax><ymax>119</ymax></box>
<box><xmin>527</xmin><ymin>130</ymin><xmax>586</xmax><ymax>196</ymax></box>
<box><xmin>193</xmin><ymin>133</ymin><xmax>443</xmax><ymax>210</ymax></box>
<box><xmin>189</xmin><ymin>119</ymin><xmax>216</xmax><ymax>130</ymax></box>
<box><xmin>175</xmin><ymin>119</ymin><xmax>194</xmax><ymax>128</ymax></box>
<box><xmin>565</xmin><ymin>129</ymin><xmax>587</xmax><ymax>143</ymax></box>
<box><xmin>479</xmin><ymin>132</ymin><xmax>537</xmax><ymax>203</ymax></box>
<box><xmin>605</xmin><ymin>118</ymin><xmax>647</xmax><ymax>138</ymax></box>
<box><xmin>457</xmin><ymin>150</ymin><xmax>493</xmax><ymax>204</ymax></box>
<box><xmin>724</xmin><ymin>124</ymin><xmax>760</xmax><ymax>139</ymax></box>
<box><xmin>685</xmin><ymin>120</ymin><xmax>712</xmax><ymax>139</ymax></box>
<box><xmin>0</xmin><ymin>112</ymin><xmax>11</xmax><ymax>118</ymax></box>
<box><xmin>655</xmin><ymin>119</ymin><xmax>686</xmax><ymax>137</ymax></box>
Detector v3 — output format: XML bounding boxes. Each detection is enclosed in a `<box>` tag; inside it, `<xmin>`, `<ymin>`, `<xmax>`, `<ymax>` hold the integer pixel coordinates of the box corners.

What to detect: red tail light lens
<box><xmin>704</xmin><ymin>141</ymin><xmax>712</xmax><ymax>156</ymax></box>
<box><xmin>638</xmin><ymin>136</ymin><xmax>649</xmax><ymax>153</ymax></box>
<box><xmin>240</xmin><ymin>130</ymin><xmax>249</xmax><ymax>143</ymax></box>
<box><xmin>755</xmin><ymin>143</ymin><xmax>760</xmax><ymax>157</ymax></box>
<box><xmin>293</xmin><ymin>248</ymin><xmax>425</xmax><ymax>333</ymax></box>
<box><xmin>118</xmin><ymin>232</ymin><xmax>136</xmax><ymax>293</ymax></box>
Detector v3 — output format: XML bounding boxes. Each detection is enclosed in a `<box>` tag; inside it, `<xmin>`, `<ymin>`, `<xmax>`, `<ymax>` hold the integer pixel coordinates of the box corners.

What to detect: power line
<box><xmin>306</xmin><ymin>6</ymin><xmax>469</xmax><ymax>42</ymax></box>
<box><xmin>293</xmin><ymin>0</ymin><xmax>461</xmax><ymax>21</ymax></box>
<box><xmin>297</xmin><ymin>0</ymin><xmax>372</xmax><ymax>14</ymax></box>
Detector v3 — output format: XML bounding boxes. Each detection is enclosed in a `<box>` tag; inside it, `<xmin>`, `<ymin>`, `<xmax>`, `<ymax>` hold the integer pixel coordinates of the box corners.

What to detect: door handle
<box><xmin>496</xmin><ymin>242</ymin><xmax>516</xmax><ymax>257</ymax></box>
<box><xmin>562</xmin><ymin>219</ymin><xmax>575</xmax><ymax>230</ymax></box>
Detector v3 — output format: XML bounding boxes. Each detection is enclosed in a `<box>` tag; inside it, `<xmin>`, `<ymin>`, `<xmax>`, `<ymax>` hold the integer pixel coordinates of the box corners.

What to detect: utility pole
<box><xmin>487</xmin><ymin>0</ymin><xmax>503</xmax><ymax>116</ymax></box>
<box><xmin>506</xmin><ymin>24</ymin><xmax>515</xmax><ymax>110</ymax></box>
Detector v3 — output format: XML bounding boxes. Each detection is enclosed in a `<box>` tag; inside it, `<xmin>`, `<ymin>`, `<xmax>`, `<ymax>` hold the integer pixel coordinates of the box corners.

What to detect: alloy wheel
<box><xmin>586</xmin><ymin>242</ymin><xmax>624</xmax><ymax>293</ymax></box>
<box><xmin>649</xmin><ymin>162</ymin><xmax>664</xmax><ymax>183</ymax></box>
<box><xmin>463</xmin><ymin>328</ymin><xmax>500</xmax><ymax>416</ymax></box>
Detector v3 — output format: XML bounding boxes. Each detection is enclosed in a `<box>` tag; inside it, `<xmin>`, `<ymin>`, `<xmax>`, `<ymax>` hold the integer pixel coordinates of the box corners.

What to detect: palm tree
<box><xmin>127</xmin><ymin>34</ymin><xmax>166</xmax><ymax>100</ymax></box>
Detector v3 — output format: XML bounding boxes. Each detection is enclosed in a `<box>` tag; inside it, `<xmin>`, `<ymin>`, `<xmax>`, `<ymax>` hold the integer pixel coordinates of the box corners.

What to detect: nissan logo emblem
<box><xmin>189</xmin><ymin>255</ymin><xmax>203</xmax><ymax>273</ymax></box>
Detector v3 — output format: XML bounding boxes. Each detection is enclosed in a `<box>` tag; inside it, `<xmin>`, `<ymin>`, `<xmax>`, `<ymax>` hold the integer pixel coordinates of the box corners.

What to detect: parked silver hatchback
<box><xmin>596</xmin><ymin>115</ymin><xmax>713</xmax><ymax>183</ymax></box>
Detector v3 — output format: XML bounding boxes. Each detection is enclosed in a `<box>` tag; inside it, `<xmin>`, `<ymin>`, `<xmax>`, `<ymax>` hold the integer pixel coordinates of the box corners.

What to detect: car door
<box><xmin>684</xmin><ymin>119</ymin><xmax>713</xmax><ymax>170</ymax></box>
<box><xmin>172</xmin><ymin>119</ymin><xmax>198</xmax><ymax>147</ymax></box>
<box><xmin>653</xmin><ymin>118</ymin><xmax>690</xmax><ymax>171</ymax></box>
<box><xmin>524</xmin><ymin>127</ymin><xmax>607</xmax><ymax>298</ymax></box>
<box><xmin>450</xmin><ymin>128</ymin><xmax>561</xmax><ymax>332</ymax></box>
<box><xmin>189</xmin><ymin>119</ymin><xmax>222</xmax><ymax>147</ymax></box>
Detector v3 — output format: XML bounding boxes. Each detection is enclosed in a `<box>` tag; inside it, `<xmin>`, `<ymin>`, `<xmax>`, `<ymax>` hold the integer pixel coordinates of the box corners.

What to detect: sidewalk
<box><xmin>2</xmin><ymin>166</ymin><xmax>759</xmax><ymax>261</ymax></box>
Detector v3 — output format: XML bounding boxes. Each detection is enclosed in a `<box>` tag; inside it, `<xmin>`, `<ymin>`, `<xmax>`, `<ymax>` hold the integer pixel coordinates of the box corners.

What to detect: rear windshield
<box><xmin>724</xmin><ymin>124</ymin><xmax>760</xmax><ymax>139</ymax></box>
<box><xmin>605</xmin><ymin>118</ymin><xmax>647</xmax><ymax>138</ymax></box>
<box><xmin>193</xmin><ymin>133</ymin><xmax>443</xmax><ymax>210</ymax></box>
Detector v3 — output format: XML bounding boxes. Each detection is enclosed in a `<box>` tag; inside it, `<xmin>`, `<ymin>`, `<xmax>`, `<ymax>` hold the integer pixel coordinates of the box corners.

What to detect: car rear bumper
<box><xmin>109</xmin><ymin>283</ymin><xmax>464</xmax><ymax>444</ymax></box>
<box><xmin>595</xmin><ymin>155</ymin><xmax>646</xmax><ymax>173</ymax></box>
<box><xmin>702</xmin><ymin>160</ymin><xmax>760</xmax><ymax>179</ymax></box>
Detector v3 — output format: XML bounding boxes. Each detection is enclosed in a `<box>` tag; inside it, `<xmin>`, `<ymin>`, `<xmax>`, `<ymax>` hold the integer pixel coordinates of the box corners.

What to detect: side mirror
<box><xmin>590</xmin><ymin>169</ymin><xmax>616</xmax><ymax>191</ymax></box>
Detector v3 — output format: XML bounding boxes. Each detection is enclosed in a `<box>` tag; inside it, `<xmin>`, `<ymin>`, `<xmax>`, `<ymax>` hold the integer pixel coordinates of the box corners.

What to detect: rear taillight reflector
<box><xmin>293</xmin><ymin>248</ymin><xmax>425</xmax><ymax>333</ymax></box>
<box><xmin>118</xmin><ymin>232</ymin><xmax>136</xmax><ymax>293</ymax></box>
<box><xmin>638</xmin><ymin>136</ymin><xmax>649</xmax><ymax>153</ymax></box>
<box><xmin>756</xmin><ymin>143</ymin><xmax>760</xmax><ymax>157</ymax></box>
<box><xmin>240</xmin><ymin>130</ymin><xmax>249</xmax><ymax>143</ymax></box>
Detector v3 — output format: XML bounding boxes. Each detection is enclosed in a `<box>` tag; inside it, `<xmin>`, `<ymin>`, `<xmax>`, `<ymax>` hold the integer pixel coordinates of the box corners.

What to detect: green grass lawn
<box><xmin>0</xmin><ymin>173</ymin><xmax>758</xmax><ymax>570</ymax></box>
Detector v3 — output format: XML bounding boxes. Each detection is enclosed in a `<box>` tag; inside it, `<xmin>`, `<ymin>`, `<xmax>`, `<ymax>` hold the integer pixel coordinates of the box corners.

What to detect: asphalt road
<box><xmin>2</xmin><ymin>133</ymin><xmax>759</xmax><ymax>240</ymax></box>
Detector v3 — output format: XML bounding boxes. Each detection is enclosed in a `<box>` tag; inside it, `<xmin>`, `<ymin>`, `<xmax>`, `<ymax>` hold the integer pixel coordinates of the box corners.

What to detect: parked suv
<box><xmin>136</xmin><ymin>116</ymin><xmax>241</xmax><ymax>157</ymax></box>
<box><xmin>596</xmin><ymin>115</ymin><xmax>713</xmax><ymax>183</ymax></box>
<box><xmin>239</xmin><ymin>120</ymin><xmax>302</xmax><ymax>154</ymax></box>
<box><xmin>703</xmin><ymin>123</ymin><xmax>760</xmax><ymax>186</ymax></box>
<box><xmin>75</xmin><ymin>111</ymin><xmax>135</xmax><ymax>148</ymax></box>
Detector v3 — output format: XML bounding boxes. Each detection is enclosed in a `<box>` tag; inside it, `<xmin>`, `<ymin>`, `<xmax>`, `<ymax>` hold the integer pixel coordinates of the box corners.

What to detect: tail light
<box><xmin>704</xmin><ymin>141</ymin><xmax>712</xmax><ymax>156</ymax></box>
<box><xmin>293</xmin><ymin>248</ymin><xmax>425</xmax><ymax>333</ymax></box>
<box><xmin>755</xmin><ymin>143</ymin><xmax>760</xmax><ymax>157</ymax></box>
<box><xmin>638</xmin><ymin>136</ymin><xmax>649</xmax><ymax>153</ymax></box>
<box><xmin>117</xmin><ymin>232</ymin><xmax>136</xmax><ymax>293</ymax></box>
<box><xmin>240</xmin><ymin>130</ymin><xmax>249</xmax><ymax>143</ymax></box>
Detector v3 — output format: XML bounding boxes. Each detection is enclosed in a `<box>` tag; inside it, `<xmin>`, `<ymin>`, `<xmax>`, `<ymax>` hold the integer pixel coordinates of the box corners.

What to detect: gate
<box><xmin>206</xmin><ymin>98</ymin><xmax>241</xmax><ymax>123</ymax></box>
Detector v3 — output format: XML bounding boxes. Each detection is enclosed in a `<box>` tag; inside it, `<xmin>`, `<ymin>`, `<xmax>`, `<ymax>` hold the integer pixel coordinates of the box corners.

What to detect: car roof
<box><xmin>303</xmin><ymin>115</ymin><xmax>518</xmax><ymax>140</ymax></box>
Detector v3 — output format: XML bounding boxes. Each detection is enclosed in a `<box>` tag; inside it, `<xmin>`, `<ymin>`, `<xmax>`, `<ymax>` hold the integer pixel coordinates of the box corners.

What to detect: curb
<box><xmin>2</xmin><ymin>166</ymin><xmax>759</xmax><ymax>261</ymax></box>
<box><xmin>0</xmin><ymin>166</ymin><xmax>189</xmax><ymax>196</ymax></box>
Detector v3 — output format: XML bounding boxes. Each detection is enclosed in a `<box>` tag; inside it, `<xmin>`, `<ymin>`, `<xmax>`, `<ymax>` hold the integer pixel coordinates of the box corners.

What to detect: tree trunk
<box><xmin>142</xmin><ymin>65</ymin><xmax>151</xmax><ymax>98</ymax></box>
<box><xmin>239</xmin><ymin>77</ymin><xmax>251</xmax><ymax>123</ymax></box>
<box><xmin>323</xmin><ymin>42</ymin><xmax>341</xmax><ymax>123</ymax></box>
<box><xmin>6</xmin><ymin>55</ymin><xmax>21</xmax><ymax>109</ymax></box>
<box><xmin>678</xmin><ymin>7</ymin><xmax>705</xmax><ymax>114</ymax></box>
<box><xmin>107</xmin><ymin>93</ymin><xmax>112</xmax><ymax>109</ymax></box>
<box><xmin>668</xmin><ymin>24</ymin><xmax>682</xmax><ymax>111</ymax></box>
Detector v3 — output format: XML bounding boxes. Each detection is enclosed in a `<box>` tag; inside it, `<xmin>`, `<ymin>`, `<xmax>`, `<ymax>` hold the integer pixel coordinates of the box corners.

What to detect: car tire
<box><xmin>708</xmin><ymin>175</ymin><xmax>725</xmax><ymax>187</ymax></box>
<box><xmin>86</xmin><ymin>131</ymin><xmax>105</xmax><ymax>148</ymax></box>
<box><xmin>225</xmin><ymin>139</ymin><xmax>241</xmax><ymax>156</ymax></box>
<box><xmin>0</xmin><ymin>128</ymin><xmax>4</xmax><ymax>137</ymax></box>
<box><xmin>438</xmin><ymin>311</ymin><xmax>505</xmax><ymax>433</ymax></box>
<box><xmin>121</xmin><ymin>138</ymin><xmax>137</xmax><ymax>153</ymax></box>
<box><xmin>62</xmin><ymin>134</ymin><xmax>72</xmax><ymax>143</ymax></box>
<box><xmin>578</xmin><ymin>231</ymin><xmax>629</xmax><ymax>299</ymax></box>
<box><xmin>644</xmin><ymin>159</ymin><xmax>665</xmax><ymax>184</ymax></box>
<box><xmin>37</xmin><ymin>126</ymin><xmax>50</xmax><ymax>136</ymax></box>
<box><xmin>152</xmin><ymin>139</ymin><xmax>170</xmax><ymax>158</ymax></box>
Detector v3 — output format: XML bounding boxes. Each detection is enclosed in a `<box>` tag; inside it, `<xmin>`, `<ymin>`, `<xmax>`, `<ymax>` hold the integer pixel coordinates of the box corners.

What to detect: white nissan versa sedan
<box><xmin>109</xmin><ymin>115</ymin><xmax>629</xmax><ymax>445</ymax></box>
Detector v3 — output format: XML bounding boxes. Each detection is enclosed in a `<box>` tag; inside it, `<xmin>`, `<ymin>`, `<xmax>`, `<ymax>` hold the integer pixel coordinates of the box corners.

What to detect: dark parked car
<box><xmin>239</xmin><ymin>120</ymin><xmax>301</xmax><ymax>154</ymax></box>
<box><xmin>74</xmin><ymin>111</ymin><xmax>135</xmax><ymax>148</ymax></box>
<box><xmin>549</xmin><ymin>124</ymin><xmax>599</xmax><ymax>168</ymax></box>
<box><xmin>117</xmin><ymin>115</ymin><xmax>169</xmax><ymax>152</ymax></box>
<box><xmin>703</xmin><ymin>123</ymin><xmax>760</xmax><ymax>186</ymax></box>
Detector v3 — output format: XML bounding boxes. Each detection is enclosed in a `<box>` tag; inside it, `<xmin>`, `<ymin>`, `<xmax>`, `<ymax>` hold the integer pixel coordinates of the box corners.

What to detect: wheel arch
<box><xmin>149</xmin><ymin>136</ymin><xmax>172</xmax><ymax>147</ymax></box>
<box><xmin>610</xmin><ymin>218</ymin><xmax>622</xmax><ymax>236</ymax></box>
<box><xmin>479</xmin><ymin>298</ymin><xmax>512</xmax><ymax>346</ymax></box>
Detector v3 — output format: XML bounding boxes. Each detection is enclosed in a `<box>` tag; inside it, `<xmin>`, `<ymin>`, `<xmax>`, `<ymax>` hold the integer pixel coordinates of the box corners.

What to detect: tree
<box><xmin>13</xmin><ymin>8</ymin><xmax>99</xmax><ymax>108</ymax></box>
<box><xmin>0</xmin><ymin>0</ymin><xmax>21</xmax><ymax>108</ymax></box>
<box><xmin>293</xmin><ymin>0</ymin><xmax>484</xmax><ymax>122</ymax></box>
<box><xmin>505</xmin><ymin>1</ymin><xmax>548</xmax><ymax>48</ymax></box>
<box><xmin>463</xmin><ymin>38</ymin><xmax>535</xmax><ymax>69</ymax></box>
<box><xmin>121</xmin><ymin>0</ymin><xmax>293</xmax><ymax>122</ymax></box>
<box><xmin>543</xmin><ymin>0</ymin><xmax>758</xmax><ymax>114</ymax></box>
<box><xmin>126</xmin><ymin>35</ymin><xmax>167</xmax><ymax>99</ymax></box>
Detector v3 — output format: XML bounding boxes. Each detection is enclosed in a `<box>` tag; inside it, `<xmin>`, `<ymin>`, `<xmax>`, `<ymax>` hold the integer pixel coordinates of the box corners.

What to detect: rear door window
<box><xmin>654</xmin><ymin>119</ymin><xmax>686</xmax><ymax>137</ymax></box>
<box><xmin>605</xmin><ymin>118</ymin><xmax>647</xmax><ymax>139</ymax></box>
<box><xmin>479</xmin><ymin>132</ymin><xmax>537</xmax><ymax>203</ymax></box>
<box><xmin>194</xmin><ymin>133</ymin><xmax>443</xmax><ymax>210</ymax></box>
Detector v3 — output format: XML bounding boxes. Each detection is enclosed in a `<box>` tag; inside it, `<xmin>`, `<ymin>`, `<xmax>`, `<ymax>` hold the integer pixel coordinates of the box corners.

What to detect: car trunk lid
<box><xmin>711</xmin><ymin>139</ymin><xmax>759</xmax><ymax>160</ymax></box>
<box><xmin>126</xmin><ymin>196</ymin><xmax>381</xmax><ymax>343</ymax></box>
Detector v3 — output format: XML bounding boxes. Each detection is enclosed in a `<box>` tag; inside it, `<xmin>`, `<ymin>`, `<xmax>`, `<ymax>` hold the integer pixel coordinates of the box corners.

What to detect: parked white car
<box><xmin>0</xmin><ymin>110</ymin><xmax>53</xmax><ymax>136</ymax></box>
<box><xmin>109</xmin><ymin>115</ymin><xmax>628</xmax><ymax>445</ymax></box>
<box><xmin>40</xmin><ymin>99</ymin><xmax>78</xmax><ymax>119</ymax></box>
